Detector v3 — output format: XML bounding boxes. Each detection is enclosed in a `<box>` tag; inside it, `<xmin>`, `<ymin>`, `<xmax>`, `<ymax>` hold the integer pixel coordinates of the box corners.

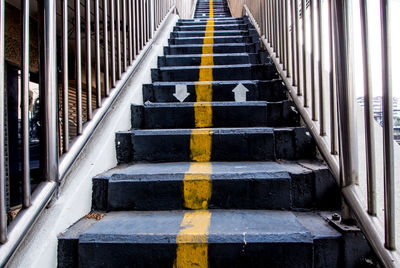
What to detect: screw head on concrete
<box><xmin>331</xmin><ymin>213</ymin><xmax>341</xmax><ymax>221</ymax></box>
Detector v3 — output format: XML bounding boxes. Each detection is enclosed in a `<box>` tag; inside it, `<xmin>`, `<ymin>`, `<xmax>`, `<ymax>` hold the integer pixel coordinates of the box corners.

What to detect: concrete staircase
<box><xmin>57</xmin><ymin>0</ymin><xmax>375</xmax><ymax>267</ymax></box>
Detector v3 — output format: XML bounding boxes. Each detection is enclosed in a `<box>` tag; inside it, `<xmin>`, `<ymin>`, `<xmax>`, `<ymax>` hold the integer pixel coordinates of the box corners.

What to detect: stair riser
<box><xmin>93</xmin><ymin>167</ymin><xmax>340</xmax><ymax>212</ymax></box>
<box><xmin>94</xmin><ymin>175</ymin><xmax>292</xmax><ymax>211</ymax></box>
<box><xmin>143</xmin><ymin>81</ymin><xmax>288</xmax><ymax>103</ymax></box>
<box><xmin>176</xmin><ymin>20</ymin><xmax>242</xmax><ymax>26</ymax></box>
<box><xmin>178</xmin><ymin>18</ymin><xmax>244</xmax><ymax>22</ymax></box>
<box><xmin>171</xmin><ymin>50</ymin><xmax>268</xmax><ymax>65</ymax></box>
<box><xmin>164</xmin><ymin>44</ymin><xmax>259</xmax><ymax>55</ymax></box>
<box><xmin>158</xmin><ymin>53</ymin><xmax>266</xmax><ymax>66</ymax></box>
<box><xmin>131</xmin><ymin>102</ymin><xmax>299</xmax><ymax>129</ymax></box>
<box><xmin>78</xmin><ymin>243</ymin><xmax>314</xmax><ymax>268</ymax></box>
<box><xmin>171</xmin><ymin>30</ymin><xmax>257</xmax><ymax>38</ymax></box>
<box><xmin>173</xmin><ymin>25</ymin><xmax>248</xmax><ymax>31</ymax></box>
<box><xmin>115</xmin><ymin>128</ymin><xmax>315</xmax><ymax>163</ymax></box>
<box><xmin>168</xmin><ymin>36</ymin><xmax>258</xmax><ymax>45</ymax></box>
<box><xmin>151</xmin><ymin>65</ymin><xmax>276</xmax><ymax>82</ymax></box>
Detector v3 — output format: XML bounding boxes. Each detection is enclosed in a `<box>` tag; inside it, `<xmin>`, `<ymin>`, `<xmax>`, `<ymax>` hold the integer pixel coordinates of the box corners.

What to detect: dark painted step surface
<box><xmin>176</xmin><ymin>20</ymin><xmax>244</xmax><ymax>26</ymax></box>
<box><xmin>143</xmin><ymin>80</ymin><xmax>288</xmax><ymax>103</ymax></box>
<box><xmin>171</xmin><ymin>30</ymin><xmax>257</xmax><ymax>38</ymax></box>
<box><xmin>164</xmin><ymin>43</ymin><xmax>260</xmax><ymax>55</ymax></box>
<box><xmin>151</xmin><ymin>64</ymin><xmax>276</xmax><ymax>82</ymax></box>
<box><xmin>58</xmin><ymin>210</ymin><xmax>342</xmax><ymax>268</ymax></box>
<box><xmin>92</xmin><ymin>161</ymin><xmax>340</xmax><ymax>211</ymax></box>
<box><xmin>131</xmin><ymin>101</ymin><xmax>299</xmax><ymax>129</ymax></box>
<box><xmin>115</xmin><ymin>127</ymin><xmax>316</xmax><ymax>163</ymax></box>
<box><xmin>178</xmin><ymin>18</ymin><xmax>243</xmax><ymax>23</ymax></box>
<box><xmin>169</xmin><ymin>36</ymin><xmax>259</xmax><ymax>45</ymax></box>
<box><xmin>158</xmin><ymin>52</ymin><xmax>269</xmax><ymax>66</ymax></box>
<box><xmin>173</xmin><ymin>24</ymin><xmax>249</xmax><ymax>32</ymax></box>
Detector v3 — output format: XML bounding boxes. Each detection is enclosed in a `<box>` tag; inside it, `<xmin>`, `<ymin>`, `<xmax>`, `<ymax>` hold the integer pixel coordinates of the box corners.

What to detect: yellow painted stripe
<box><xmin>175</xmin><ymin>1</ymin><xmax>214</xmax><ymax>267</ymax></box>
<box><xmin>183</xmin><ymin>162</ymin><xmax>212</xmax><ymax>209</ymax></box>
<box><xmin>174</xmin><ymin>211</ymin><xmax>212</xmax><ymax>268</ymax></box>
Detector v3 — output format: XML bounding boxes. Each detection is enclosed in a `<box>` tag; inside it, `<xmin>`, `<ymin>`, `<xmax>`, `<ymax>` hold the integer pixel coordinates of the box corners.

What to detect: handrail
<box><xmin>0</xmin><ymin>0</ymin><xmax>178</xmax><ymax>265</ymax></box>
<box><xmin>228</xmin><ymin>0</ymin><xmax>400</xmax><ymax>266</ymax></box>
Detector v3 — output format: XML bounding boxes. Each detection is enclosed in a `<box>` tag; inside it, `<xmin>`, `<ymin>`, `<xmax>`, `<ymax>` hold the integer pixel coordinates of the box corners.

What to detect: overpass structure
<box><xmin>0</xmin><ymin>0</ymin><xmax>399</xmax><ymax>267</ymax></box>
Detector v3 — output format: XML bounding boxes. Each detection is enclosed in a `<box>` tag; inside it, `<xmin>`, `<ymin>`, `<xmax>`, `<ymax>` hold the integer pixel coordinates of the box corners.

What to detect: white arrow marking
<box><xmin>232</xmin><ymin>83</ymin><xmax>249</xmax><ymax>102</ymax></box>
<box><xmin>173</xmin><ymin>84</ymin><xmax>190</xmax><ymax>102</ymax></box>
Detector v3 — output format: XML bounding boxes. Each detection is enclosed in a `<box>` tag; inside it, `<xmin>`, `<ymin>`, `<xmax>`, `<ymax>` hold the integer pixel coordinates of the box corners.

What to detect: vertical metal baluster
<box><xmin>285</xmin><ymin>0</ymin><xmax>290</xmax><ymax>76</ymax></box>
<box><xmin>317</xmin><ymin>0</ymin><xmax>324</xmax><ymax>134</ymax></box>
<box><xmin>260</xmin><ymin>1</ymin><xmax>264</xmax><ymax>37</ymax></box>
<box><xmin>149</xmin><ymin>0</ymin><xmax>153</xmax><ymax>39</ymax></box>
<box><xmin>328</xmin><ymin>0</ymin><xmax>337</xmax><ymax>154</ymax></box>
<box><xmin>145</xmin><ymin>0</ymin><xmax>149</xmax><ymax>42</ymax></box>
<box><xmin>86</xmin><ymin>0</ymin><xmax>92</xmax><ymax>120</ymax></box>
<box><xmin>291</xmin><ymin>0</ymin><xmax>297</xmax><ymax>86</ymax></box>
<box><xmin>359</xmin><ymin>0</ymin><xmax>376</xmax><ymax>216</ymax></box>
<box><xmin>273</xmin><ymin>1</ymin><xmax>278</xmax><ymax>56</ymax></box>
<box><xmin>265</xmin><ymin>0</ymin><xmax>270</xmax><ymax>43</ymax></box>
<box><xmin>116</xmin><ymin>0</ymin><xmax>121</xmax><ymax>79</ymax></box>
<box><xmin>380</xmin><ymin>0</ymin><xmax>395</xmax><ymax>250</ymax></box>
<box><xmin>0</xmin><ymin>0</ymin><xmax>7</xmax><ymax>244</ymax></box>
<box><xmin>95</xmin><ymin>0</ymin><xmax>101</xmax><ymax>108</ymax></box>
<box><xmin>21</xmin><ymin>0</ymin><xmax>31</xmax><ymax>208</ymax></box>
<box><xmin>136</xmin><ymin>0</ymin><xmax>140</xmax><ymax>52</ymax></box>
<box><xmin>76</xmin><ymin>0</ymin><xmax>83</xmax><ymax>134</ymax></box>
<box><xmin>333</xmin><ymin>0</ymin><xmax>360</xmax><ymax>224</ymax></box>
<box><xmin>122</xmin><ymin>0</ymin><xmax>127</xmax><ymax>71</ymax></box>
<box><xmin>103</xmin><ymin>0</ymin><xmax>110</xmax><ymax>96</ymax></box>
<box><xmin>141</xmin><ymin>0</ymin><xmax>145</xmax><ymax>48</ymax></box>
<box><xmin>302</xmin><ymin>0</ymin><xmax>308</xmax><ymax>106</ymax></box>
<box><xmin>280</xmin><ymin>0</ymin><xmax>285</xmax><ymax>68</ymax></box>
<box><xmin>295</xmin><ymin>0</ymin><xmax>301</xmax><ymax>95</ymax></box>
<box><xmin>62</xmin><ymin>0</ymin><xmax>69</xmax><ymax>152</ymax></box>
<box><xmin>132</xmin><ymin>0</ymin><xmax>137</xmax><ymax>58</ymax></box>
<box><xmin>42</xmin><ymin>0</ymin><xmax>58</xmax><ymax>181</ymax></box>
<box><xmin>128</xmin><ymin>0</ymin><xmax>133</xmax><ymax>63</ymax></box>
<box><xmin>311</xmin><ymin>0</ymin><xmax>316</xmax><ymax>119</ymax></box>
<box><xmin>110</xmin><ymin>0</ymin><xmax>116</xmax><ymax>87</ymax></box>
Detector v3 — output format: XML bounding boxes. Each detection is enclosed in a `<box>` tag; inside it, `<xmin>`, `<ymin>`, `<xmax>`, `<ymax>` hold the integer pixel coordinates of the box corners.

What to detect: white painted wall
<box><xmin>6</xmin><ymin>14</ymin><xmax>179</xmax><ymax>268</ymax></box>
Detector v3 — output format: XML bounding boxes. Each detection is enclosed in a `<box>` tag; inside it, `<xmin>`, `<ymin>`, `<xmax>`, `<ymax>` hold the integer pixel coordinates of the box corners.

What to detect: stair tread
<box><xmin>63</xmin><ymin>210</ymin><xmax>341</xmax><ymax>244</ymax></box>
<box><xmin>150</xmin><ymin>79</ymin><xmax>279</xmax><ymax>85</ymax></box>
<box><xmin>97</xmin><ymin>160</ymin><xmax>328</xmax><ymax>180</ymax></box>
<box><xmin>142</xmin><ymin>101</ymin><xmax>274</xmax><ymax>107</ymax></box>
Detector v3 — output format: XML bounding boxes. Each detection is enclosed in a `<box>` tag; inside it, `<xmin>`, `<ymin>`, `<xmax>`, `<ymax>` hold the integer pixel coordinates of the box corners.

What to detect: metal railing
<box><xmin>227</xmin><ymin>0</ymin><xmax>399</xmax><ymax>267</ymax></box>
<box><xmin>0</xmin><ymin>0</ymin><xmax>183</xmax><ymax>265</ymax></box>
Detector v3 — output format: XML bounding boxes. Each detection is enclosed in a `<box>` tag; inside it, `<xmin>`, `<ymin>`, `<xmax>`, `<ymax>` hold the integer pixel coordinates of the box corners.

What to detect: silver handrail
<box><xmin>0</xmin><ymin>0</ymin><xmax>183</xmax><ymax>265</ymax></box>
<box><xmin>227</xmin><ymin>0</ymin><xmax>400</xmax><ymax>266</ymax></box>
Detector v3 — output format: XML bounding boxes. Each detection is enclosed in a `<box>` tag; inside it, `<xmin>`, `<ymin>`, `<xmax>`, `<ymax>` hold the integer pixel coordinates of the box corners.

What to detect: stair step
<box><xmin>173</xmin><ymin>25</ymin><xmax>249</xmax><ymax>31</ymax></box>
<box><xmin>169</xmin><ymin>36</ymin><xmax>258</xmax><ymax>45</ymax></box>
<box><xmin>58</xmin><ymin>210</ymin><xmax>342</xmax><ymax>268</ymax></box>
<box><xmin>131</xmin><ymin>101</ymin><xmax>299</xmax><ymax>129</ymax></box>
<box><xmin>152</xmin><ymin>64</ymin><xmax>276</xmax><ymax>82</ymax></box>
<box><xmin>143</xmin><ymin>80</ymin><xmax>288</xmax><ymax>103</ymax></box>
<box><xmin>178</xmin><ymin>18</ymin><xmax>242</xmax><ymax>22</ymax></box>
<box><xmin>92</xmin><ymin>161</ymin><xmax>339</xmax><ymax>211</ymax></box>
<box><xmin>158</xmin><ymin>52</ymin><xmax>269</xmax><ymax>66</ymax></box>
<box><xmin>176</xmin><ymin>20</ymin><xmax>244</xmax><ymax>26</ymax></box>
<box><xmin>164</xmin><ymin>43</ymin><xmax>260</xmax><ymax>55</ymax></box>
<box><xmin>115</xmin><ymin>127</ymin><xmax>316</xmax><ymax>163</ymax></box>
<box><xmin>171</xmin><ymin>30</ymin><xmax>256</xmax><ymax>38</ymax></box>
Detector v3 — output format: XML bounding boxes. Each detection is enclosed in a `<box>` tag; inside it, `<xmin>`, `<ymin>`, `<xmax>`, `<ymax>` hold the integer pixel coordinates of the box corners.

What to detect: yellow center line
<box><xmin>175</xmin><ymin>0</ymin><xmax>214</xmax><ymax>267</ymax></box>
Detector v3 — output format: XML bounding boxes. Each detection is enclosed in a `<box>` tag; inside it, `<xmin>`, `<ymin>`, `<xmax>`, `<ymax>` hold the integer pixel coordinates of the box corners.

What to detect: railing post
<box><xmin>0</xmin><ymin>0</ymin><xmax>7</xmax><ymax>244</ymax></box>
<box><xmin>331</xmin><ymin>0</ymin><xmax>358</xmax><ymax>219</ymax></box>
<box><xmin>40</xmin><ymin>0</ymin><xmax>59</xmax><ymax>182</ymax></box>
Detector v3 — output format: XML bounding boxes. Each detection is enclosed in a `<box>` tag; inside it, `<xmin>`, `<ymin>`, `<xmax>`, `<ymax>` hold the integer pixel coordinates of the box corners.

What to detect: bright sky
<box><xmin>350</xmin><ymin>0</ymin><xmax>400</xmax><ymax>98</ymax></box>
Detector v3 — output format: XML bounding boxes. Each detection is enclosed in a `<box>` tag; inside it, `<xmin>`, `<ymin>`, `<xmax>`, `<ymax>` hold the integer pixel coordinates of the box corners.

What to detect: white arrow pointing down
<box><xmin>173</xmin><ymin>84</ymin><xmax>190</xmax><ymax>102</ymax></box>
